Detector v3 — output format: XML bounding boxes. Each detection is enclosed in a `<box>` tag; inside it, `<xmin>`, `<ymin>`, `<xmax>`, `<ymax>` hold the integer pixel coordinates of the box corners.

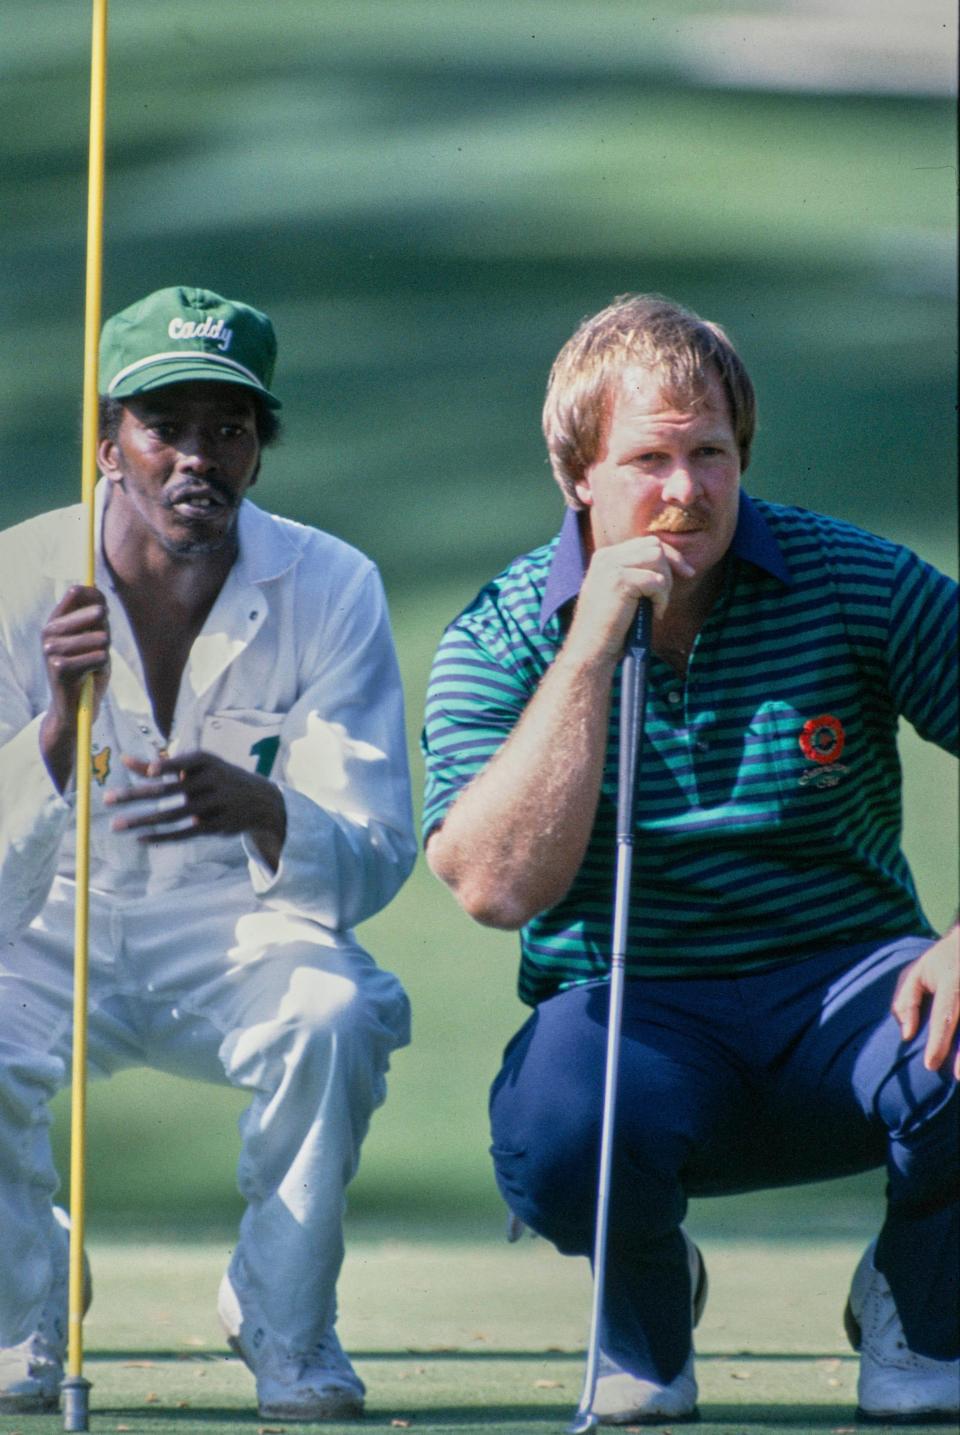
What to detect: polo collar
<box><xmin>539</xmin><ymin>506</ymin><xmax>589</xmax><ymax>630</ymax></box>
<box><xmin>233</xmin><ymin>496</ymin><xmax>304</xmax><ymax>585</ymax></box>
<box><xmin>538</xmin><ymin>490</ymin><xmax>793</xmax><ymax>631</ymax></box>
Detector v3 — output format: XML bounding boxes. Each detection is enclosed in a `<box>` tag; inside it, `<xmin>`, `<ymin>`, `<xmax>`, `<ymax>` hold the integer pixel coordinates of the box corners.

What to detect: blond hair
<box><xmin>542</xmin><ymin>294</ymin><xmax>756</xmax><ymax>505</ymax></box>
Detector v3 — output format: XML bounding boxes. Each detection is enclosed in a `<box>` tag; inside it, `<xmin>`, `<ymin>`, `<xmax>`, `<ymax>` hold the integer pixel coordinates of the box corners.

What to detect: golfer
<box><xmin>422</xmin><ymin>294</ymin><xmax>958</xmax><ymax>1425</ymax></box>
<box><xmin>0</xmin><ymin>287</ymin><xmax>415</xmax><ymax>1421</ymax></box>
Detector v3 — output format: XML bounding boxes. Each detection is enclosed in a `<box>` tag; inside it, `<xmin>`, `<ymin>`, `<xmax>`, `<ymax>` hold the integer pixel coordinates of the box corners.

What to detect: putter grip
<box><xmin>628</xmin><ymin>595</ymin><xmax>652</xmax><ymax>655</ymax></box>
<box><xmin>615</xmin><ymin>598</ymin><xmax>652</xmax><ymax>840</ymax></box>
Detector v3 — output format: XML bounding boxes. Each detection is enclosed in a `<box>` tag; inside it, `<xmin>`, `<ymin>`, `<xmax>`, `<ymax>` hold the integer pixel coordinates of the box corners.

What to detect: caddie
<box><xmin>422</xmin><ymin>294</ymin><xmax>959</xmax><ymax>1425</ymax></box>
<box><xmin>0</xmin><ymin>286</ymin><xmax>416</xmax><ymax>1421</ymax></box>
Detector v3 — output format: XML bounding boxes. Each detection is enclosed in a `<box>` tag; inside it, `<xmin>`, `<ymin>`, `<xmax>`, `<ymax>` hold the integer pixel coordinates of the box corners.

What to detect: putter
<box><xmin>62</xmin><ymin>2</ymin><xmax>108</xmax><ymax>1430</ymax></box>
<box><xmin>567</xmin><ymin>597</ymin><xmax>652</xmax><ymax>1435</ymax></box>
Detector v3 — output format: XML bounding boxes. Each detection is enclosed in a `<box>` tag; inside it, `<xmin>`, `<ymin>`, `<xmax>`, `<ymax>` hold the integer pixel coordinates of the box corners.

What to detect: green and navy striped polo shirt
<box><xmin>422</xmin><ymin>494</ymin><xmax>958</xmax><ymax>1007</ymax></box>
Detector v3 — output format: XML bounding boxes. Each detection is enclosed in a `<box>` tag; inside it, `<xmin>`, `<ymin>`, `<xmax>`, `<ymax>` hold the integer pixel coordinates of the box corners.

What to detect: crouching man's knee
<box><xmin>221</xmin><ymin>953</ymin><xmax>408</xmax><ymax>1100</ymax></box>
<box><xmin>491</xmin><ymin>1109</ymin><xmax>685</xmax><ymax>1257</ymax></box>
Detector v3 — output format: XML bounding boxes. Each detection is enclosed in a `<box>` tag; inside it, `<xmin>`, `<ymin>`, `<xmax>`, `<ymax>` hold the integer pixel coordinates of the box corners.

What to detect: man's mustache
<box><xmin>648</xmin><ymin>506</ymin><xmax>708</xmax><ymax>534</ymax></box>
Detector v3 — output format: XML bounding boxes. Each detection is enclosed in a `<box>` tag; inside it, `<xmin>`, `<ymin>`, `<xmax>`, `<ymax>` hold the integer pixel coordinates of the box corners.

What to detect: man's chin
<box><xmin>160</xmin><ymin>532</ymin><xmax>234</xmax><ymax>558</ymax></box>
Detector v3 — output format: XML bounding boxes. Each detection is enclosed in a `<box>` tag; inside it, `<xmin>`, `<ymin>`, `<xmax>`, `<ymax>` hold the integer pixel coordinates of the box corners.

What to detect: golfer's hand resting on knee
<box><xmin>893</xmin><ymin>927</ymin><xmax>960</xmax><ymax>1078</ymax></box>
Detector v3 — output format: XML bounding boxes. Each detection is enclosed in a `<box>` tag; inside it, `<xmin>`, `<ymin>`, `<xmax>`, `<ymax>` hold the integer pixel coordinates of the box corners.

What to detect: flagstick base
<box><xmin>61</xmin><ymin>1375</ymin><xmax>91</xmax><ymax>1432</ymax></box>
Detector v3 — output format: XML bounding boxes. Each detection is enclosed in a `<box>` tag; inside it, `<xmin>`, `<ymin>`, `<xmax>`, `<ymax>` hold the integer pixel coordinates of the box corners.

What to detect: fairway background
<box><xmin>1</xmin><ymin>1</ymin><xmax>956</xmax><ymax>1242</ymax></box>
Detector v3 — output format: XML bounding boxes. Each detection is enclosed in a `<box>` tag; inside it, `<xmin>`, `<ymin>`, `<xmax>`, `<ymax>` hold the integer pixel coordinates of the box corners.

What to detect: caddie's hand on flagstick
<box><xmin>39</xmin><ymin>585</ymin><xmax>111</xmax><ymax>794</ymax></box>
<box><xmin>105</xmin><ymin>751</ymin><xmax>287</xmax><ymax>870</ymax></box>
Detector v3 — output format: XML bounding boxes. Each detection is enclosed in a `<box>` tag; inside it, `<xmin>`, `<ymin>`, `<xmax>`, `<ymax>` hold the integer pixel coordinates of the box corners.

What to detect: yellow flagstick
<box><xmin>63</xmin><ymin>1</ymin><xmax>108</xmax><ymax>1430</ymax></box>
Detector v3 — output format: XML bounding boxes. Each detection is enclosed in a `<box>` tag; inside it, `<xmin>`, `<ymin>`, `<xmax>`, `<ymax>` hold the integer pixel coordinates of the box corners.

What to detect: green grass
<box><xmin>3</xmin><ymin>1237</ymin><xmax>954</xmax><ymax>1434</ymax></box>
<box><xmin>2</xmin><ymin>17</ymin><xmax>957</xmax><ymax>1433</ymax></box>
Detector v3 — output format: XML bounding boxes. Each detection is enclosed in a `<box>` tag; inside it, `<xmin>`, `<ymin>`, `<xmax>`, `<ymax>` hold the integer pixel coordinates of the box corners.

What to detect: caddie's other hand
<box><xmin>891</xmin><ymin>927</ymin><xmax>960</xmax><ymax>1079</ymax></box>
<box><xmin>105</xmin><ymin>750</ymin><xmax>287</xmax><ymax>870</ymax></box>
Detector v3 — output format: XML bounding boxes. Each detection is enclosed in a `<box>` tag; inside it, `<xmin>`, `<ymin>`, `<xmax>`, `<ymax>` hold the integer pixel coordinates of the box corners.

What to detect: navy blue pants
<box><xmin>489</xmin><ymin>937</ymin><xmax>959</xmax><ymax>1382</ymax></box>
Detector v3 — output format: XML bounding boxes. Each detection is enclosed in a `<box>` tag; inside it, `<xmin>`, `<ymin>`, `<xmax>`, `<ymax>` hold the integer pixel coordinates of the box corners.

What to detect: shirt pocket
<box><xmin>748</xmin><ymin>703</ymin><xmax>856</xmax><ymax>815</ymax></box>
<box><xmin>201</xmin><ymin>710</ymin><xmax>285</xmax><ymax>777</ymax></box>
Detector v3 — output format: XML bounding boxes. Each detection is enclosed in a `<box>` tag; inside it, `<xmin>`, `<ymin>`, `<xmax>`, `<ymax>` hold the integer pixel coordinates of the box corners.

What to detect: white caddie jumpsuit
<box><xmin>0</xmin><ymin>487</ymin><xmax>415</xmax><ymax>1359</ymax></box>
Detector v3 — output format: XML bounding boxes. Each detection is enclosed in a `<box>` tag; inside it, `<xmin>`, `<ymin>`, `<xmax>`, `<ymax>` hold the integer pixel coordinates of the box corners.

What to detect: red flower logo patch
<box><xmin>798</xmin><ymin>713</ymin><xmax>845</xmax><ymax>765</ymax></box>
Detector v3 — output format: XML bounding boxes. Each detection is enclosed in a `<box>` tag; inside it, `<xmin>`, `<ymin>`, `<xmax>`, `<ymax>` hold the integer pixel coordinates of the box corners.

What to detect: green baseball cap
<box><xmin>99</xmin><ymin>286</ymin><xmax>282</xmax><ymax>408</ymax></box>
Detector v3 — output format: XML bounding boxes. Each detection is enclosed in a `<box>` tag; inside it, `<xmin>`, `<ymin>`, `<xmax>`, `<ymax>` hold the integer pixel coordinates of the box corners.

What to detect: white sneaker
<box><xmin>219</xmin><ymin>1272</ymin><xmax>364</xmax><ymax>1421</ymax></box>
<box><xmin>845</xmin><ymin>1239</ymin><xmax>960</xmax><ymax>1423</ymax></box>
<box><xmin>593</xmin><ymin>1352</ymin><xmax>698</xmax><ymax>1425</ymax></box>
<box><xmin>592</xmin><ymin>1231</ymin><xmax>706</xmax><ymax>1425</ymax></box>
<box><xmin>0</xmin><ymin>1334</ymin><xmax>63</xmax><ymax>1414</ymax></box>
<box><xmin>0</xmin><ymin>1207</ymin><xmax>93</xmax><ymax>1414</ymax></box>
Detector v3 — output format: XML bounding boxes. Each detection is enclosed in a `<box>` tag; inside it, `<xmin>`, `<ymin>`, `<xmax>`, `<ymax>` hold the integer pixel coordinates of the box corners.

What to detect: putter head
<box><xmin>566</xmin><ymin>1405</ymin><xmax>598</xmax><ymax>1433</ymax></box>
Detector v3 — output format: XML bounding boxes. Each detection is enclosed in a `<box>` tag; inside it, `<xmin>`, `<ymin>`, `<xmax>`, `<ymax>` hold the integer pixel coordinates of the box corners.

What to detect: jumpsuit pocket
<box><xmin>202</xmin><ymin>711</ymin><xmax>284</xmax><ymax>776</ymax></box>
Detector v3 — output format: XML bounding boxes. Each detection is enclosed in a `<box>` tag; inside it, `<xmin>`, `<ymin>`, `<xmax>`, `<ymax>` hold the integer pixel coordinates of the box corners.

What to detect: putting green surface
<box><xmin>7</xmin><ymin>1238</ymin><xmax>952</xmax><ymax>1434</ymax></box>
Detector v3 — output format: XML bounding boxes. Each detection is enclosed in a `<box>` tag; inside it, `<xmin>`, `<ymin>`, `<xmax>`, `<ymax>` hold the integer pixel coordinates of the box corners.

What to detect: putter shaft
<box><xmin>568</xmin><ymin>601</ymin><xmax>651</xmax><ymax>1431</ymax></box>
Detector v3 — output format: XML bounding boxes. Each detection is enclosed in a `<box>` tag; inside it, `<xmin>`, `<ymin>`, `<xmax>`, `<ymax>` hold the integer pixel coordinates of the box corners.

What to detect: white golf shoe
<box><xmin>593</xmin><ymin>1351</ymin><xmax>699</xmax><ymax>1425</ymax></box>
<box><xmin>0</xmin><ymin>1207</ymin><xmax>93</xmax><ymax>1414</ymax></box>
<box><xmin>0</xmin><ymin>1333</ymin><xmax>64</xmax><ymax>1414</ymax></box>
<box><xmin>592</xmin><ymin>1230</ymin><xmax>706</xmax><ymax>1425</ymax></box>
<box><xmin>219</xmin><ymin>1272</ymin><xmax>365</xmax><ymax>1421</ymax></box>
<box><xmin>844</xmin><ymin>1239</ymin><xmax>960</xmax><ymax>1424</ymax></box>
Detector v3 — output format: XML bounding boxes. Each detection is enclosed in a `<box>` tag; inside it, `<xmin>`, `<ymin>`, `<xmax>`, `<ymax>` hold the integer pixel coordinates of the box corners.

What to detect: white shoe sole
<box><xmin>258</xmin><ymin>1393</ymin><xmax>365</xmax><ymax>1421</ymax></box>
<box><xmin>598</xmin><ymin>1408</ymin><xmax>699</xmax><ymax>1427</ymax></box>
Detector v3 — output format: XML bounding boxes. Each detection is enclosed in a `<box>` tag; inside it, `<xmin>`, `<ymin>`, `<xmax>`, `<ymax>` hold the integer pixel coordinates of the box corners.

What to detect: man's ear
<box><xmin>573</xmin><ymin>477</ymin><xmax>594</xmax><ymax>507</ymax></box>
<box><xmin>98</xmin><ymin>436</ymin><xmax>122</xmax><ymax>483</ymax></box>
